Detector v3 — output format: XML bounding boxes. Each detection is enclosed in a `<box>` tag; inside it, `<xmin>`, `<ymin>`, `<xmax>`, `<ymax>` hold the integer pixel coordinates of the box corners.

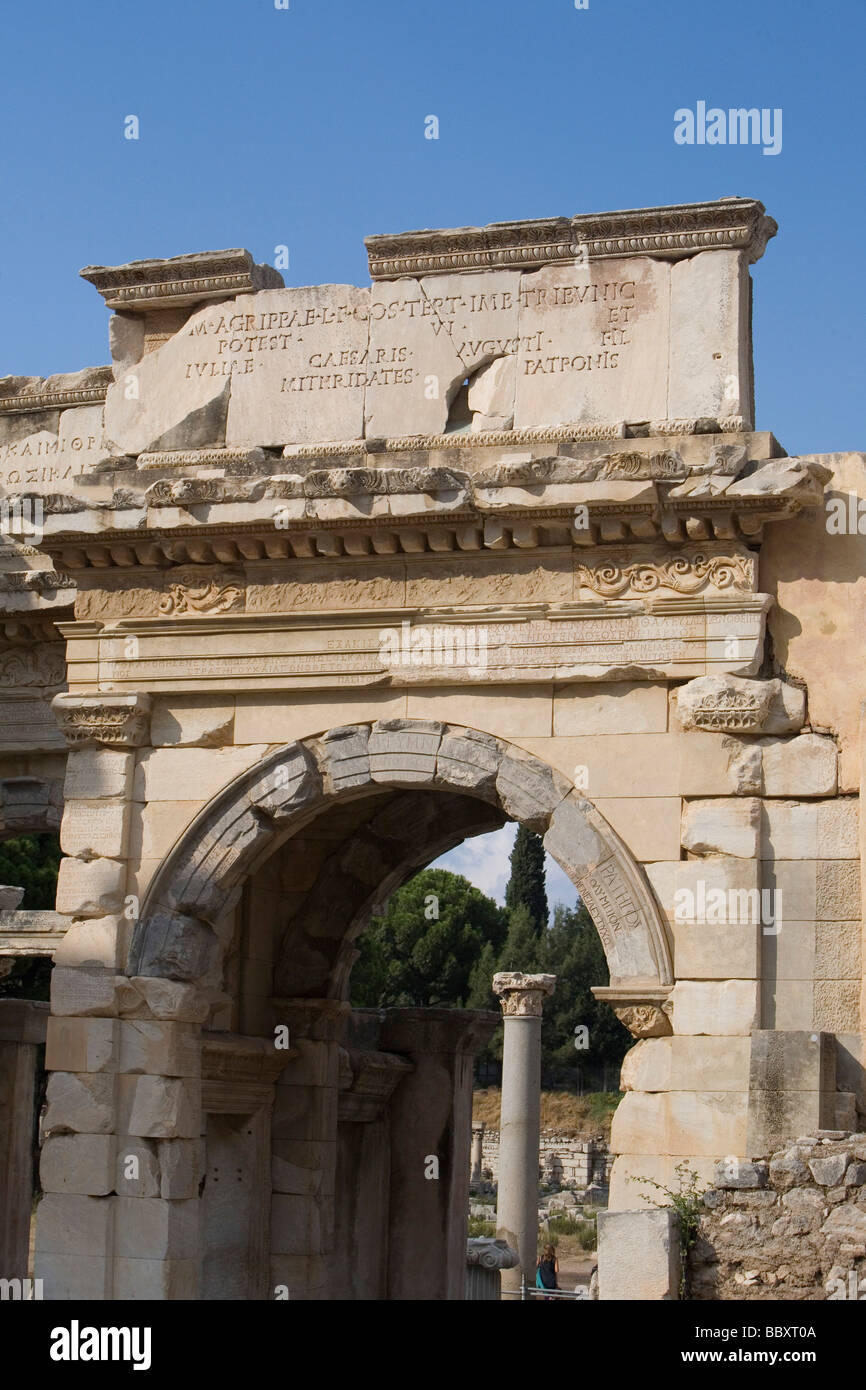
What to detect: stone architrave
<box><xmin>493</xmin><ymin>972</ymin><xmax>556</xmax><ymax>1297</ymax></box>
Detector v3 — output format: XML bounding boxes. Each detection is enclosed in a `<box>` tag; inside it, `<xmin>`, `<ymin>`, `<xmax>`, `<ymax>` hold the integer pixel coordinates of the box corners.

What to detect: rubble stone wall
<box><xmin>690</xmin><ymin>1131</ymin><xmax>866</xmax><ymax>1300</ymax></box>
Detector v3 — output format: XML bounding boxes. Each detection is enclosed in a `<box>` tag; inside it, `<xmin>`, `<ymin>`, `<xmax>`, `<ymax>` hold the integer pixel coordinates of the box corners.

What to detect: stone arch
<box><xmin>130</xmin><ymin>719</ymin><xmax>673</xmax><ymax>994</ymax></box>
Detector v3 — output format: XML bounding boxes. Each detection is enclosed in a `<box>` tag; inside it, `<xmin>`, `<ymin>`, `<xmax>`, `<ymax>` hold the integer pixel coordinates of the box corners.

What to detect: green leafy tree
<box><xmin>496</xmin><ymin>902</ymin><xmax>543</xmax><ymax>973</ymax></box>
<box><xmin>351</xmin><ymin>867</ymin><xmax>507</xmax><ymax>1009</ymax></box>
<box><xmin>504</xmin><ymin>826</ymin><xmax>548</xmax><ymax>934</ymax></box>
<box><xmin>0</xmin><ymin>834</ymin><xmax>61</xmax><ymax>1000</ymax></box>
<box><xmin>541</xmin><ymin>900</ymin><xmax>631</xmax><ymax>1076</ymax></box>
<box><xmin>0</xmin><ymin>834</ymin><xmax>62</xmax><ymax>909</ymax></box>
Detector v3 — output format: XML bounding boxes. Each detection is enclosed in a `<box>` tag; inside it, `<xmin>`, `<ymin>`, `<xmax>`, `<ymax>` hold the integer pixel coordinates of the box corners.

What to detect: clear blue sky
<box><xmin>3</xmin><ymin>0</ymin><xmax>863</xmax><ymax>454</ymax></box>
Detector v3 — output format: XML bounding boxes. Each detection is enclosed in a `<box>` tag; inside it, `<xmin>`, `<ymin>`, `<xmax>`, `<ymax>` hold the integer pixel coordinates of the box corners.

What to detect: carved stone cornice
<box><xmin>201</xmin><ymin>1031</ymin><xmax>293</xmax><ymax>1085</ymax></box>
<box><xmin>36</xmin><ymin>454</ymin><xmax>829</xmax><ymax>572</ymax></box>
<box><xmin>366</xmin><ymin>199</ymin><xmax>776</xmax><ymax>279</ymax></box>
<box><xmin>493</xmin><ymin>972</ymin><xmax>556</xmax><ymax>1018</ymax></box>
<box><xmin>592</xmin><ymin>984</ymin><xmax>673</xmax><ymax>1038</ymax></box>
<box><xmin>51</xmin><ymin>691</ymin><xmax>151</xmax><ymax>747</ymax></box>
<box><xmin>0</xmin><ymin>368</ymin><xmax>111</xmax><ymax>416</ymax></box>
<box><xmin>80</xmin><ymin>249</ymin><xmax>284</xmax><ymax>312</ymax></box>
<box><xmin>337</xmin><ymin>1047</ymin><xmax>414</xmax><ymax>1122</ymax></box>
<box><xmin>270</xmin><ymin>996</ymin><xmax>351</xmax><ymax>1042</ymax></box>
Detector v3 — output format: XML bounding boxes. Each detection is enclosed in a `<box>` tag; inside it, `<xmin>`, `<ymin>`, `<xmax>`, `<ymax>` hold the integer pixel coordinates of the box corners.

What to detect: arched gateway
<box><xmin>0</xmin><ymin>197</ymin><xmax>857</xmax><ymax>1301</ymax></box>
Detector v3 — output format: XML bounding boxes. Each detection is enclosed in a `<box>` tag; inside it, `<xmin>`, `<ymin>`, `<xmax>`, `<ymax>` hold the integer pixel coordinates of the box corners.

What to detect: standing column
<box><xmin>470</xmin><ymin>1120</ymin><xmax>484</xmax><ymax>1186</ymax></box>
<box><xmin>493</xmin><ymin>971</ymin><xmax>555</xmax><ymax>1299</ymax></box>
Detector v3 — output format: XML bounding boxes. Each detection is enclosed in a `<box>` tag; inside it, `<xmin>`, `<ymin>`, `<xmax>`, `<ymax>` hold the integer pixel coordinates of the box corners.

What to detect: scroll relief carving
<box><xmin>158</xmin><ymin>579</ymin><xmax>244</xmax><ymax>616</ymax></box>
<box><xmin>576</xmin><ymin>551</ymin><xmax>754</xmax><ymax>598</ymax></box>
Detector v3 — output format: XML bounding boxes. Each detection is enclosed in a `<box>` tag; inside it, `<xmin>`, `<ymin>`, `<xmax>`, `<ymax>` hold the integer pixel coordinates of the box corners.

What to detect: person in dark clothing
<box><xmin>536</xmin><ymin>1243</ymin><xmax>560</xmax><ymax>1297</ymax></box>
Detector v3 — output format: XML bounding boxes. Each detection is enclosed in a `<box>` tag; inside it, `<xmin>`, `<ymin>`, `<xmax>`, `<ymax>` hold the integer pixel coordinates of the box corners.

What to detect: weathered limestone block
<box><xmin>761</xmin><ymin>799</ymin><xmax>860</xmax><ymax>859</ymax></box>
<box><xmin>681</xmin><ymin>797</ymin><xmax>760</xmax><ymax>858</ymax></box>
<box><xmin>667</xmin><ymin>250</ymin><xmax>751</xmax><ymax>423</ymax></box>
<box><xmin>712</xmin><ymin>1159</ymin><xmax>768</xmax><ymax>1189</ymax></box>
<box><xmin>554</xmin><ymin>681</ymin><xmax>669</xmax><ymax>735</ymax></box>
<box><xmin>436</xmin><ymin>728</ymin><xmax>503</xmax><ymax>794</ymax></box>
<box><xmin>667</xmin><ymin>1091</ymin><xmax>748</xmax><ymax>1157</ymax></box>
<box><xmin>760</xmin><ymin>734</ymin><xmax>837</xmax><ymax>797</ymax></box>
<box><xmin>814</xmin><ymin>979</ymin><xmax>860</xmax><ymax>1032</ymax></box>
<box><xmin>150</xmin><ymin>699</ymin><xmax>234</xmax><ymax>748</ymax></box>
<box><xmin>745</xmin><ymin>1030</ymin><xmax>837</xmax><ymax>1156</ymax></box>
<box><xmin>821</xmin><ymin>1205</ymin><xmax>866</xmax><ymax>1242</ymax></box>
<box><xmin>667</xmin><ymin>980</ymin><xmax>759</xmax><ymax>1035</ymax></box>
<box><xmin>45</xmin><ymin>1018</ymin><xmax>119</xmax><ymax>1075</ymax></box>
<box><xmin>0</xmin><ymin>402</ymin><xmax>105</xmax><ymax>495</ymax></box>
<box><xmin>118</xmin><ymin>1020</ymin><xmax>200</xmax><ymax>1077</ymax></box>
<box><xmin>368</xmin><ymin>718</ymin><xmax>443</xmax><ymax>783</ymax></box>
<box><xmin>497</xmin><ymin>751</ymin><xmax>568</xmax><ymax>831</ymax></box>
<box><xmin>115</xmin><ymin>1137</ymin><xmax>161</xmax><ymax>1197</ymax></box>
<box><xmin>621</xmin><ymin>1035</ymin><xmax>751</xmax><ymax>1093</ymax></box>
<box><xmin>815</xmin><ymin>920</ymin><xmax>861</xmax><ymax>980</ymax></box>
<box><xmin>112</xmin><ymin>1258</ymin><xmax>198</xmax><ymax>1300</ymax></box>
<box><xmin>675</xmin><ymin>675</ymin><xmax>804</xmax><ymax>735</ymax></box>
<box><xmin>513</xmin><ymin>257</ymin><xmax>670</xmax><ymax>430</ymax></box>
<box><xmin>250</xmin><ymin>744</ymin><xmax>322</xmax><ymax>821</ymax></box>
<box><xmin>40</xmin><ymin>1134</ymin><xmax>116</xmax><ymax>1195</ymax></box>
<box><xmin>271</xmin><ymin>1192</ymin><xmax>322</xmax><ymax>1256</ymax></box>
<box><xmin>35</xmin><ymin>1193</ymin><xmax>115</xmax><ymax>1257</ymax></box>
<box><xmin>109</xmin><ymin>312</ymin><xmax>145</xmax><ymax>377</ymax></box>
<box><xmin>60</xmin><ymin>800</ymin><xmax>130</xmax><ymax>859</ymax></box>
<box><xmin>133</xmin><ymin>744</ymin><xmax>268</xmax><ymax>803</ymax></box>
<box><xmin>54</xmin><ymin>916</ymin><xmax>125</xmax><ymax>970</ymax></box>
<box><xmin>123</xmin><ymin>1075</ymin><xmax>199</xmax><ymax>1139</ymax></box>
<box><xmin>542</xmin><ymin>797</ymin><xmax>608</xmax><ymax>879</ymax></box>
<box><xmin>118</xmin><ymin>977</ymin><xmax>211</xmax><ymax>1023</ymax></box>
<box><xmin>809</xmin><ymin>1152</ymin><xmax>850</xmax><ymax>1187</ymax></box>
<box><xmin>131</xmin><ymin>911</ymin><xmax>218</xmax><ymax>983</ymax></box>
<box><xmin>43</xmin><ymin>1071</ymin><xmax>116</xmax><ymax>1134</ymax></box>
<box><xmin>226</xmin><ymin>285</ymin><xmax>370</xmax><ymax>447</ymax></box>
<box><xmin>158</xmin><ymin>1138</ymin><xmax>202</xmax><ymax>1199</ymax></box>
<box><xmin>113</xmin><ymin>1196</ymin><xmax>199</xmax><ymax>1260</ymax></box>
<box><xmin>467</xmin><ymin>355</ymin><xmax>516</xmax><ymax>429</ymax></box>
<box><xmin>768</xmin><ymin>860</ymin><xmax>861</xmax><ymax>923</ymax></box>
<box><xmin>55</xmin><ymin>856</ymin><xmax>126</xmax><ymax>916</ymax></box>
<box><xmin>597</xmin><ymin>1208</ymin><xmax>680</xmax><ymax>1300</ymax></box>
<box><xmin>64</xmin><ymin>749</ymin><xmax>135</xmax><ymax>800</ymax></box>
<box><xmin>50</xmin><ymin>966</ymin><xmax>120</xmax><ymax>1018</ymax></box>
<box><xmin>317</xmin><ymin>724</ymin><xmax>370</xmax><ymax>791</ymax></box>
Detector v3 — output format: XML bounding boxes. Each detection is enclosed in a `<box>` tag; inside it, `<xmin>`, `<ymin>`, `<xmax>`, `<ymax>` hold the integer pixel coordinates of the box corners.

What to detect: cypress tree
<box><xmin>504</xmin><ymin>825</ymin><xmax>549</xmax><ymax>934</ymax></box>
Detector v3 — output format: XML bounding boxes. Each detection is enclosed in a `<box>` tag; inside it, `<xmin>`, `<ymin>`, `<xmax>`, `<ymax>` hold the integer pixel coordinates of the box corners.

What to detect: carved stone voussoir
<box><xmin>492</xmin><ymin>971</ymin><xmax>556</xmax><ymax>1017</ymax></box>
<box><xmin>52</xmin><ymin>691</ymin><xmax>152</xmax><ymax>747</ymax></box>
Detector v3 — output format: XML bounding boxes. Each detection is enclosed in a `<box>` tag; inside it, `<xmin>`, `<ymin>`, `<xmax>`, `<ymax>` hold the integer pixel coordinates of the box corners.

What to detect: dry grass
<box><xmin>473</xmin><ymin>1087</ymin><xmax>621</xmax><ymax>1139</ymax></box>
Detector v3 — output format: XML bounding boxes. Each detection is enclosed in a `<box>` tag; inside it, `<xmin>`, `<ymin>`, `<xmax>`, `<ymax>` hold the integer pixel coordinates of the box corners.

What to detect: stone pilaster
<box><xmin>379</xmin><ymin>1007</ymin><xmax>499</xmax><ymax>1301</ymax></box>
<box><xmin>493</xmin><ymin>971</ymin><xmax>556</xmax><ymax>1297</ymax></box>
<box><xmin>269</xmin><ymin>997</ymin><xmax>349</xmax><ymax>1300</ymax></box>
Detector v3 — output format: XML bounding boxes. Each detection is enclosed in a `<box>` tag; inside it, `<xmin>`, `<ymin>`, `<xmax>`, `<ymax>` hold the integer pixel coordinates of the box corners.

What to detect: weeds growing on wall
<box><xmin>628</xmin><ymin>1162</ymin><xmax>709</xmax><ymax>1298</ymax></box>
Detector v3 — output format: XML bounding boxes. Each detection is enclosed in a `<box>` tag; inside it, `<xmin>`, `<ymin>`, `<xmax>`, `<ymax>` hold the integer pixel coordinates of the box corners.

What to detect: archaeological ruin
<box><xmin>0</xmin><ymin>196</ymin><xmax>863</xmax><ymax>1300</ymax></box>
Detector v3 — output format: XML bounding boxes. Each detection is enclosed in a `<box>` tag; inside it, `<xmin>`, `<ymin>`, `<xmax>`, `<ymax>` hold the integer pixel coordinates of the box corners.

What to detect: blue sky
<box><xmin>3</xmin><ymin>0</ymin><xmax>864</xmax><ymax>456</ymax></box>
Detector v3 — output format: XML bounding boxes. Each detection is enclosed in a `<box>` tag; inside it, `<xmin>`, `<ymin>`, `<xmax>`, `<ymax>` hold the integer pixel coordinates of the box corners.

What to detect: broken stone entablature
<box><xmin>365</xmin><ymin>197</ymin><xmax>777</xmax><ymax>279</ymax></box>
<box><xmin>80</xmin><ymin>250</ymin><xmax>285</xmax><ymax>313</ymax></box>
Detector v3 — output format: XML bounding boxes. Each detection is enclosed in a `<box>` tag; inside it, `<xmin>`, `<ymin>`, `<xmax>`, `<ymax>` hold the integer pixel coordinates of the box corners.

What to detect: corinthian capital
<box><xmin>492</xmin><ymin>971</ymin><xmax>556</xmax><ymax>1018</ymax></box>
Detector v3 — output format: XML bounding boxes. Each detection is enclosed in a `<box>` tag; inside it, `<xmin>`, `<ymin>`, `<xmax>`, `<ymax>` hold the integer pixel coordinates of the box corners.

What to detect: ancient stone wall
<box><xmin>691</xmin><ymin>1131</ymin><xmax>866</xmax><ymax>1300</ymax></box>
